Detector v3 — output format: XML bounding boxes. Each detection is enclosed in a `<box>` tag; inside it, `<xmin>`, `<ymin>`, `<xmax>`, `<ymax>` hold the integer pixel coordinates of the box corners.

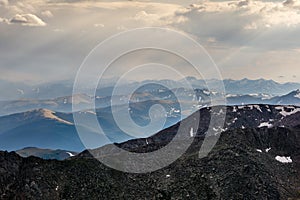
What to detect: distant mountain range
<box><xmin>1</xmin><ymin>103</ymin><xmax>299</xmax><ymax>156</ymax></box>
<box><xmin>0</xmin><ymin>78</ymin><xmax>299</xmax><ymax>160</ymax></box>
<box><xmin>1</xmin><ymin>78</ymin><xmax>299</xmax><ymax>100</ymax></box>
<box><xmin>226</xmin><ymin>89</ymin><xmax>300</xmax><ymax>106</ymax></box>
<box><xmin>16</xmin><ymin>147</ymin><xmax>77</xmax><ymax>160</ymax></box>
<box><xmin>0</xmin><ymin>100</ymin><xmax>182</xmax><ymax>152</ymax></box>
<box><xmin>0</xmin><ymin>86</ymin><xmax>299</xmax><ymax>117</ymax></box>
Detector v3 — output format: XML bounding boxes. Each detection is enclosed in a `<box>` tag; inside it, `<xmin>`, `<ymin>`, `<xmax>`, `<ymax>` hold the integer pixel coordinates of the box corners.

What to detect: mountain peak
<box><xmin>287</xmin><ymin>89</ymin><xmax>300</xmax><ymax>96</ymax></box>
<box><xmin>32</xmin><ymin>109</ymin><xmax>73</xmax><ymax>125</ymax></box>
<box><xmin>294</xmin><ymin>89</ymin><xmax>300</xmax><ymax>98</ymax></box>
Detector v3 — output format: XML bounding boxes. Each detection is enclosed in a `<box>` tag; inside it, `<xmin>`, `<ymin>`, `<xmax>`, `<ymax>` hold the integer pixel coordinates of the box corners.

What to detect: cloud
<box><xmin>9</xmin><ymin>14</ymin><xmax>46</xmax><ymax>26</ymax></box>
<box><xmin>133</xmin><ymin>10</ymin><xmax>184</xmax><ymax>26</ymax></box>
<box><xmin>41</xmin><ymin>10</ymin><xmax>53</xmax><ymax>18</ymax></box>
<box><xmin>0</xmin><ymin>0</ymin><xmax>8</xmax><ymax>6</ymax></box>
<box><xmin>134</xmin><ymin>11</ymin><xmax>159</xmax><ymax>22</ymax></box>
<box><xmin>0</xmin><ymin>0</ymin><xmax>299</xmax><ymax>84</ymax></box>
<box><xmin>94</xmin><ymin>23</ymin><xmax>104</xmax><ymax>28</ymax></box>
<box><xmin>170</xmin><ymin>0</ymin><xmax>300</xmax><ymax>49</ymax></box>
<box><xmin>283</xmin><ymin>0</ymin><xmax>300</xmax><ymax>7</ymax></box>
<box><xmin>177</xmin><ymin>0</ymin><xmax>300</xmax><ymax>28</ymax></box>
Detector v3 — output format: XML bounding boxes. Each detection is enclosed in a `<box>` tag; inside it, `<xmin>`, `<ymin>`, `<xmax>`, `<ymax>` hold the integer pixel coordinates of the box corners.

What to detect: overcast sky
<box><xmin>0</xmin><ymin>0</ymin><xmax>300</xmax><ymax>84</ymax></box>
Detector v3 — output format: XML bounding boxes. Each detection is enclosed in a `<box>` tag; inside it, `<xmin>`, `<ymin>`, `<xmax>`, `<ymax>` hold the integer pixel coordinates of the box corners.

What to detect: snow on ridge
<box><xmin>266</xmin><ymin>148</ymin><xmax>271</xmax><ymax>152</ymax></box>
<box><xmin>232</xmin><ymin>106</ymin><xmax>237</xmax><ymax>112</ymax></box>
<box><xmin>66</xmin><ymin>152</ymin><xmax>75</xmax><ymax>157</ymax></box>
<box><xmin>226</xmin><ymin>94</ymin><xmax>238</xmax><ymax>98</ymax></box>
<box><xmin>85</xmin><ymin>110</ymin><xmax>96</xmax><ymax>115</ymax></box>
<box><xmin>275</xmin><ymin>156</ymin><xmax>292</xmax><ymax>163</ymax></box>
<box><xmin>203</xmin><ymin>90</ymin><xmax>210</xmax><ymax>95</ymax></box>
<box><xmin>275</xmin><ymin>106</ymin><xmax>284</xmax><ymax>110</ymax></box>
<box><xmin>275</xmin><ymin>106</ymin><xmax>300</xmax><ymax>117</ymax></box>
<box><xmin>41</xmin><ymin>109</ymin><xmax>73</xmax><ymax>125</ymax></box>
<box><xmin>253</xmin><ymin>105</ymin><xmax>262</xmax><ymax>112</ymax></box>
<box><xmin>258</xmin><ymin>122</ymin><xmax>273</xmax><ymax>128</ymax></box>
<box><xmin>281</xmin><ymin>108</ymin><xmax>300</xmax><ymax>117</ymax></box>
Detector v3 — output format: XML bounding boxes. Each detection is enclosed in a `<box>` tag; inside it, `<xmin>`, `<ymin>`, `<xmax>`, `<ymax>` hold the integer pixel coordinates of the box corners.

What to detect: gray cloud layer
<box><xmin>0</xmin><ymin>0</ymin><xmax>299</xmax><ymax>83</ymax></box>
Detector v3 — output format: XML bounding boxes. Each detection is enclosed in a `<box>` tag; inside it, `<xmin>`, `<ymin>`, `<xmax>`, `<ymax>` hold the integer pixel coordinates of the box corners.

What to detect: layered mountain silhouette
<box><xmin>1</xmin><ymin>104</ymin><xmax>299</xmax><ymax>153</ymax></box>
<box><xmin>1</xmin><ymin>78</ymin><xmax>299</xmax><ymax>101</ymax></box>
<box><xmin>0</xmin><ymin>104</ymin><xmax>299</xmax><ymax>199</ymax></box>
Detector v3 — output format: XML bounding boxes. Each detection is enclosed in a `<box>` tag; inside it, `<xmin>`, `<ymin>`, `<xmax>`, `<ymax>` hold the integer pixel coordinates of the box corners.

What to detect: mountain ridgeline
<box><xmin>0</xmin><ymin>104</ymin><xmax>299</xmax><ymax>153</ymax></box>
<box><xmin>0</xmin><ymin>104</ymin><xmax>300</xmax><ymax>199</ymax></box>
<box><xmin>1</xmin><ymin>78</ymin><xmax>299</xmax><ymax>101</ymax></box>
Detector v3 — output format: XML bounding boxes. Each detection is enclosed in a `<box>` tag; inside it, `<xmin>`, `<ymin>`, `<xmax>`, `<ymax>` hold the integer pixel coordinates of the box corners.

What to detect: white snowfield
<box><xmin>190</xmin><ymin>127</ymin><xmax>195</xmax><ymax>137</ymax></box>
<box><xmin>275</xmin><ymin>156</ymin><xmax>292</xmax><ymax>163</ymax></box>
<box><xmin>275</xmin><ymin>106</ymin><xmax>300</xmax><ymax>117</ymax></box>
<box><xmin>66</xmin><ymin>152</ymin><xmax>75</xmax><ymax>157</ymax></box>
<box><xmin>258</xmin><ymin>122</ymin><xmax>273</xmax><ymax>128</ymax></box>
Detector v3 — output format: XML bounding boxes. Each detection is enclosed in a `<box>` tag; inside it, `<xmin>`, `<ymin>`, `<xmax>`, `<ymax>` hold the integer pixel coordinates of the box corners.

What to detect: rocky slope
<box><xmin>0</xmin><ymin>105</ymin><xmax>300</xmax><ymax>199</ymax></box>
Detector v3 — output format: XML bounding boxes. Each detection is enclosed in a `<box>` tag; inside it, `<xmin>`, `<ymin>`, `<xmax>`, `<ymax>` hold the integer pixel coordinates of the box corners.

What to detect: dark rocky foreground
<box><xmin>1</xmin><ymin>126</ymin><xmax>300</xmax><ymax>199</ymax></box>
<box><xmin>1</xmin><ymin>105</ymin><xmax>300</xmax><ymax>199</ymax></box>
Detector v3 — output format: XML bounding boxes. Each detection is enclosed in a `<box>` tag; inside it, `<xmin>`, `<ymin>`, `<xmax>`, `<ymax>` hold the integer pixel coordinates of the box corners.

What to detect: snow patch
<box><xmin>258</xmin><ymin>122</ymin><xmax>273</xmax><ymax>128</ymax></box>
<box><xmin>190</xmin><ymin>127</ymin><xmax>195</xmax><ymax>137</ymax></box>
<box><xmin>232</xmin><ymin>106</ymin><xmax>237</xmax><ymax>112</ymax></box>
<box><xmin>203</xmin><ymin>90</ymin><xmax>210</xmax><ymax>95</ymax></box>
<box><xmin>253</xmin><ymin>105</ymin><xmax>262</xmax><ymax>112</ymax></box>
<box><xmin>275</xmin><ymin>106</ymin><xmax>283</xmax><ymax>111</ymax></box>
<box><xmin>226</xmin><ymin>94</ymin><xmax>237</xmax><ymax>98</ymax></box>
<box><xmin>232</xmin><ymin>117</ymin><xmax>238</xmax><ymax>123</ymax></box>
<box><xmin>213</xmin><ymin>127</ymin><xmax>218</xmax><ymax>132</ymax></box>
<box><xmin>42</xmin><ymin>109</ymin><xmax>73</xmax><ymax>125</ymax></box>
<box><xmin>275</xmin><ymin>156</ymin><xmax>292</xmax><ymax>163</ymax></box>
<box><xmin>256</xmin><ymin>149</ymin><xmax>262</xmax><ymax>153</ymax></box>
<box><xmin>281</xmin><ymin>108</ymin><xmax>300</xmax><ymax>117</ymax></box>
<box><xmin>85</xmin><ymin>110</ymin><xmax>96</xmax><ymax>115</ymax></box>
<box><xmin>66</xmin><ymin>152</ymin><xmax>75</xmax><ymax>157</ymax></box>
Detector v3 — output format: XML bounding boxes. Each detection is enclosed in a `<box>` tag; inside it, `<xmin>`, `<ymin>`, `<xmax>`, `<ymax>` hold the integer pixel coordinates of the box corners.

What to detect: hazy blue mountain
<box><xmin>0</xmin><ymin>100</ymin><xmax>183</xmax><ymax>152</ymax></box>
<box><xmin>1</xmin><ymin>88</ymin><xmax>299</xmax><ymax>117</ymax></box>
<box><xmin>223</xmin><ymin>78</ymin><xmax>300</xmax><ymax>95</ymax></box>
<box><xmin>1</xmin><ymin>78</ymin><xmax>299</xmax><ymax>101</ymax></box>
<box><xmin>0</xmin><ymin>109</ymin><xmax>97</xmax><ymax>152</ymax></box>
<box><xmin>269</xmin><ymin>89</ymin><xmax>300</xmax><ymax>105</ymax></box>
<box><xmin>16</xmin><ymin>147</ymin><xmax>78</xmax><ymax>160</ymax></box>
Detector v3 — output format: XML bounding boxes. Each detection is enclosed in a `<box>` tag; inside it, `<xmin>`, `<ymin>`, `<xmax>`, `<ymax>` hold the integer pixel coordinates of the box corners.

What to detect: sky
<box><xmin>0</xmin><ymin>0</ymin><xmax>300</xmax><ymax>84</ymax></box>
